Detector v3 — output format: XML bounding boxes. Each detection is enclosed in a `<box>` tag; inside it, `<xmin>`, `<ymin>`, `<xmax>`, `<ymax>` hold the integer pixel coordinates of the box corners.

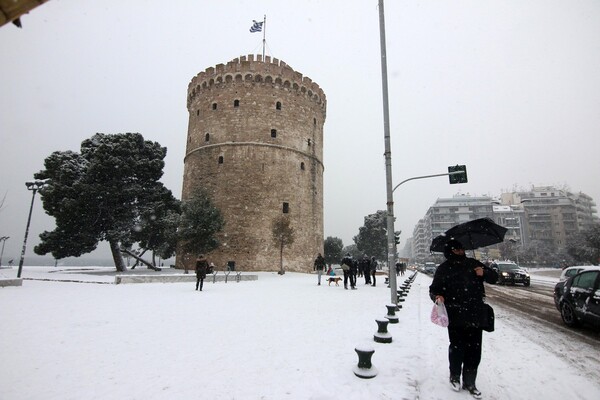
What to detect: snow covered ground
<box><xmin>1</xmin><ymin>267</ymin><xmax>598</xmax><ymax>400</ymax></box>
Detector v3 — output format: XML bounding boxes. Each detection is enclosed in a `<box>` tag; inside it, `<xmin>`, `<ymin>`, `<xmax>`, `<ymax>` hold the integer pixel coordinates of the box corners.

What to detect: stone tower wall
<box><xmin>178</xmin><ymin>55</ymin><xmax>326</xmax><ymax>272</ymax></box>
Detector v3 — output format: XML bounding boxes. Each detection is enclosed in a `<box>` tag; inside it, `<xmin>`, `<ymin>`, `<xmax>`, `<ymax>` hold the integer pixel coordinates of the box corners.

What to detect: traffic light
<box><xmin>394</xmin><ymin>232</ymin><xmax>400</xmax><ymax>245</ymax></box>
<box><xmin>448</xmin><ymin>165</ymin><xmax>468</xmax><ymax>184</ymax></box>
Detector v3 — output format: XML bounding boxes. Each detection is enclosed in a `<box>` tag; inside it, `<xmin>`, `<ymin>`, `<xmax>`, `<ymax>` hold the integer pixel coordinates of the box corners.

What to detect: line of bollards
<box><xmin>353</xmin><ymin>271</ymin><xmax>418</xmax><ymax>379</ymax></box>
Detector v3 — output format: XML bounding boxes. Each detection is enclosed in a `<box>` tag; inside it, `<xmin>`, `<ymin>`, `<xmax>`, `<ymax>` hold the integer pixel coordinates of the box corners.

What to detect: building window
<box><xmin>300</xmin><ymin>162</ymin><xmax>305</xmax><ymax>170</ymax></box>
<box><xmin>205</xmin><ymin>133</ymin><xmax>210</xmax><ymax>142</ymax></box>
<box><xmin>218</xmin><ymin>156</ymin><xmax>224</xmax><ymax>164</ymax></box>
<box><xmin>276</xmin><ymin>101</ymin><xmax>282</xmax><ymax>110</ymax></box>
<box><xmin>283</xmin><ymin>202</ymin><xmax>289</xmax><ymax>214</ymax></box>
<box><xmin>271</xmin><ymin>129</ymin><xmax>277</xmax><ymax>138</ymax></box>
<box><xmin>212</xmin><ymin>103</ymin><xmax>217</xmax><ymax>110</ymax></box>
<box><xmin>234</xmin><ymin>99</ymin><xmax>240</xmax><ymax>108</ymax></box>
<box><xmin>196</xmin><ymin>110</ymin><xmax>200</xmax><ymax>116</ymax></box>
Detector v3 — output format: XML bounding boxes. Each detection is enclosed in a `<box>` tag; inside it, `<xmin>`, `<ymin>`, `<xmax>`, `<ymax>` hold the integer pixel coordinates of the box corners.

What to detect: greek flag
<box><xmin>249</xmin><ymin>20</ymin><xmax>263</xmax><ymax>33</ymax></box>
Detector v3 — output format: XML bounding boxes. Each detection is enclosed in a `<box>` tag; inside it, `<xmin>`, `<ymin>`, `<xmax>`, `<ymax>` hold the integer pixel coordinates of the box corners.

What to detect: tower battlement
<box><xmin>187</xmin><ymin>54</ymin><xmax>326</xmax><ymax>112</ymax></box>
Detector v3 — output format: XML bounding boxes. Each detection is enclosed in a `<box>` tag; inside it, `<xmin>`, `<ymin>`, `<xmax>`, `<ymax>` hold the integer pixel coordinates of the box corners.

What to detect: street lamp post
<box><xmin>378</xmin><ymin>0</ymin><xmax>398</xmax><ymax>305</ymax></box>
<box><xmin>17</xmin><ymin>180</ymin><xmax>48</xmax><ymax>278</ymax></box>
<box><xmin>0</xmin><ymin>236</ymin><xmax>9</xmax><ymax>267</ymax></box>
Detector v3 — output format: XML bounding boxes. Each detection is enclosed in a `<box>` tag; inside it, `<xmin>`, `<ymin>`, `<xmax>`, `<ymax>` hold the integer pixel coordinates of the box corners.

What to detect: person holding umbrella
<box><xmin>429</xmin><ymin>239</ymin><xmax>498</xmax><ymax>399</ymax></box>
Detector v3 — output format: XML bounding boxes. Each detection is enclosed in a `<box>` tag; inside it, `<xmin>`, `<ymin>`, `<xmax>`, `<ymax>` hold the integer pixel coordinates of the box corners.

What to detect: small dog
<box><xmin>327</xmin><ymin>277</ymin><xmax>342</xmax><ymax>286</ymax></box>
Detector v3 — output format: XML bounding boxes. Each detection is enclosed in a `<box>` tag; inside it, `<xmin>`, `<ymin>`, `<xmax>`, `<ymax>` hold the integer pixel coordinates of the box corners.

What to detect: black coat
<box><xmin>195</xmin><ymin>259</ymin><xmax>208</xmax><ymax>279</ymax></box>
<box><xmin>429</xmin><ymin>257</ymin><xmax>498</xmax><ymax>328</ymax></box>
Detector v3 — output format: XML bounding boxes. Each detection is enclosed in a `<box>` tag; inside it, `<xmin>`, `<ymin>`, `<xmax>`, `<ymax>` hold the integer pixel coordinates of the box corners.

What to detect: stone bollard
<box><xmin>374</xmin><ymin>319</ymin><xmax>393</xmax><ymax>343</ymax></box>
<box><xmin>385</xmin><ymin>304</ymin><xmax>399</xmax><ymax>324</ymax></box>
<box><xmin>353</xmin><ymin>345</ymin><xmax>378</xmax><ymax>379</ymax></box>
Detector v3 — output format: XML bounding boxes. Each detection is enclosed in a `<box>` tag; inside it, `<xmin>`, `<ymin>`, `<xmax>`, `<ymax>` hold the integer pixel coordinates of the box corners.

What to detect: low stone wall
<box><xmin>115</xmin><ymin>273</ymin><xmax>258</xmax><ymax>284</ymax></box>
<box><xmin>0</xmin><ymin>278</ymin><xmax>23</xmax><ymax>287</ymax></box>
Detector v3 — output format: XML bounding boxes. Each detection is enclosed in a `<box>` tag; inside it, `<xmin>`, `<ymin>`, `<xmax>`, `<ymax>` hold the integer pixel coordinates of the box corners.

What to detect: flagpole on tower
<box><xmin>262</xmin><ymin>15</ymin><xmax>267</xmax><ymax>60</ymax></box>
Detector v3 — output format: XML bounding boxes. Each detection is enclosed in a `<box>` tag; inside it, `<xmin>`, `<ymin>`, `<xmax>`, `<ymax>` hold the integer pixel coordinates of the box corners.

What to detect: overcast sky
<box><xmin>1</xmin><ymin>0</ymin><xmax>599</xmax><ymax>263</ymax></box>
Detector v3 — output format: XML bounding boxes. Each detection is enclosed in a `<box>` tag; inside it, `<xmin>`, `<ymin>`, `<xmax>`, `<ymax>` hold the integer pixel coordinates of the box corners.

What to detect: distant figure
<box><xmin>341</xmin><ymin>253</ymin><xmax>353</xmax><ymax>290</ymax></box>
<box><xmin>195</xmin><ymin>255</ymin><xmax>209</xmax><ymax>291</ymax></box>
<box><xmin>349</xmin><ymin>259</ymin><xmax>358</xmax><ymax>290</ymax></box>
<box><xmin>313</xmin><ymin>253</ymin><xmax>326</xmax><ymax>285</ymax></box>
<box><xmin>370</xmin><ymin>256</ymin><xmax>378</xmax><ymax>286</ymax></box>
<box><xmin>360</xmin><ymin>255</ymin><xmax>371</xmax><ymax>285</ymax></box>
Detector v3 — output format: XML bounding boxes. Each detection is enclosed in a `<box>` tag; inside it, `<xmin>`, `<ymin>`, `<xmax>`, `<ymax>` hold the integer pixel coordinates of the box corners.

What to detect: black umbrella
<box><xmin>430</xmin><ymin>217</ymin><xmax>508</xmax><ymax>252</ymax></box>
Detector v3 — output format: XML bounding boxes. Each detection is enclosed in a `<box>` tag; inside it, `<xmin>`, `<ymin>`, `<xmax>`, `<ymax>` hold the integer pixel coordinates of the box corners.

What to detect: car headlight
<box><xmin>502</xmin><ymin>272</ymin><xmax>509</xmax><ymax>276</ymax></box>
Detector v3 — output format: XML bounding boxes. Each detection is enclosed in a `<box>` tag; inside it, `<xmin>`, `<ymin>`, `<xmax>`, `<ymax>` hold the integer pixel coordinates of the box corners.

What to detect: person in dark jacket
<box><xmin>370</xmin><ymin>256</ymin><xmax>378</xmax><ymax>286</ymax></box>
<box><xmin>313</xmin><ymin>253</ymin><xmax>326</xmax><ymax>285</ymax></box>
<box><xmin>349</xmin><ymin>259</ymin><xmax>358</xmax><ymax>290</ymax></box>
<box><xmin>429</xmin><ymin>239</ymin><xmax>498</xmax><ymax>399</ymax></box>
<box><xmin>341</xmin><ymin>253</ymin><xmax>353</xmax><ymax>290</ymax></box>
<box><xmin>360</xmin><ymin>255</ymin><xmax>371</xmax><ymax>285</ymax></box>
<box><xmin>195</xmin><ymin>255</ymin><xmax>209</xmax><ymax>291</ymax></box>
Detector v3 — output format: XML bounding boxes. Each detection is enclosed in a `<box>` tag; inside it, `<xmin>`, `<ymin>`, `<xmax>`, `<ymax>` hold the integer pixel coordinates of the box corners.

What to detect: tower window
<box><xmin>313</xmin><ymin>117</ymin><xmax>317</xmax><ymax>125</ymax></box>
<box><xmin>218</xmin><ymin>156</ymin><xmax>224</xmax><ymax>164</ymax></box>
<box><xmin>300</xmin><ymin>162</ymin><xmax>305</xmax><ymax>170</ymax></box>
<box><xmin>276</xmin><ymin>101</ymin><xmax>282</xmax><ymax>110</ymax></box>
<box><xmin>234</xmin><ymin>99</ymin><xmax>240</xmax><ymax>108</ymax></box>
<box><xmin>196</xmin><ymin>110</ymin><xmax>200</xmax><ymax>116</ymax></box>
<box><xmin>282</xmin><ymin>202</ymin><xmax>289</xmax><ymax>214</ymax></box>
<box><xmin>205</xmin><ymin>133</ymin><xmax>210</xmax><ymax>142</ymax></box>
<box><xmin>212</xmin><ymin>103</ymin><xmax>217</xmax><ymax>110</ymax></box>
<box><xmin>271</xmin><ymin>129</ymin><xmax>277</xmax><ymax>138</ymax></box>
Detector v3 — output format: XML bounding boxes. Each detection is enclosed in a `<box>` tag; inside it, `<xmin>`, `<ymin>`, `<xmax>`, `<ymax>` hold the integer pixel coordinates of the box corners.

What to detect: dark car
<box><xmin>490</xmin><ymin>261</ymin><xmax>530</xmax><ymax>286</ymax></box>
<box><xmin>423</xmin><ymin>262</ymin><xmax>437</xmax><ymax>275</ymax></box>
<box><xmin>553</xmin><ymin>269</ymin><xmax>600</xmax><ymax>328</ymax></box>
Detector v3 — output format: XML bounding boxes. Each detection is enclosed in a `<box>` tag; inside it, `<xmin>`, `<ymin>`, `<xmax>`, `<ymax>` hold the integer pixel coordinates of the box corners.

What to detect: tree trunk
<box><xmin>278</xmin><ymin>240</ymin><xmax>285</xmax><ymax>275</ymax></box>
<box><xmin>130</xmin><ymin>249</ymin><xmax>147</xmax><ymax>270</ymax></box>
<box><xmin>109</xmin><ymin>240</ymin><xmax>126</xmax><ymax>272</ymax></box>
<box><xmin>121</xmin><ymin>248</ymin><xmax>161</xmax><ymax>271</ymax></box>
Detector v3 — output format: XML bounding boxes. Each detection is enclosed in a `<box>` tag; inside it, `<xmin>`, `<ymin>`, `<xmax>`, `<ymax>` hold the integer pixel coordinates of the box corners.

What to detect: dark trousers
<box><xmin>196</xmin><ymin>277</ymin><xmax>204</xmax><ymax>291</ymax></box>
<box><xmin>343</xmin><ymin>270</ymin><xmax>350</xmax><ymax>288</ymax></box>
<box><xmin>447</xmin><ymin>326</ymin><xmax>482</xmax><ymax>386</ymax></box>
<box><xmin>349</xmin><ymin>271</ymin><xmax>356</xmax><ymax>288</ymax></box>
<box><xmin>364</xmin><ymin>270</ymin><xmax>371</xmax><ymax>284</ymax></box>
<box><xmin>371</xmin><ymin>271</ymin><xmax>376</xmax><ymax>286</ymax></box>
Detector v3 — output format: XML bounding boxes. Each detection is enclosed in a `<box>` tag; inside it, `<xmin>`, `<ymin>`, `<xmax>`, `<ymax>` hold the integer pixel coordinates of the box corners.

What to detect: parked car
<box><xmin>553</xmin><ymin>269</ymin><xmax>600</xmax><ymax>328</ymax></box>
<box><xmin>559</xmin><ymin>265</ymin><xmax>600</xmax><ymax>282</ymax></box>
<box><xmin>423</xmin><ymin>262</ymin><xmax>437</xmax><ymax>275</ymax></box>
<box><xmin>490</xmin><ymin>261</ymin><xmax>530</xmax><ymax>286</ymax></box>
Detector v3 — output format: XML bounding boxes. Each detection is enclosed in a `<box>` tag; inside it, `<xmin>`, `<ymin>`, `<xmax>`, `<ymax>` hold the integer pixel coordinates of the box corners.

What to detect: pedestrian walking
<box><xmin>341</xmin><ymin>253</ymin><xmax>353</xmax><ymax>290</ymax></box>
<box><xmin>429</xmin><ymin>239</ymin><xmax>498</xmax><ymax>399</ymax></box>
<box><xmin>349</xmin><ymin>259</ymin><xmax>358</xmax><ymax>290</ymax></box>
<box><xmin>195</xmin><ymin>255</ymin><xmax>209</xmax><ymax>291</ymax></box>
<box><xmin>314</xmin><ymin>253</ymin><xmax>326</xmax><ymax>285</ymax></box>
<box><xmin>360</xmin><ymin>255</ymin><xmax>371</xmax><ymax>285</ymax></box>
<box><xmin>370</xmin><ymin>256</ymin><xmax>377</xmax><ymax>286</ymax></box>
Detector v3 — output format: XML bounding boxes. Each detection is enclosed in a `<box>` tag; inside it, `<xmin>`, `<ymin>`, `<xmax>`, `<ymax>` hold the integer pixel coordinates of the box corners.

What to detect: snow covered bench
<box><xmin>0</xmin><ymin>278</ymin><xmax>22</xmax><ymax>287</ymax></box>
